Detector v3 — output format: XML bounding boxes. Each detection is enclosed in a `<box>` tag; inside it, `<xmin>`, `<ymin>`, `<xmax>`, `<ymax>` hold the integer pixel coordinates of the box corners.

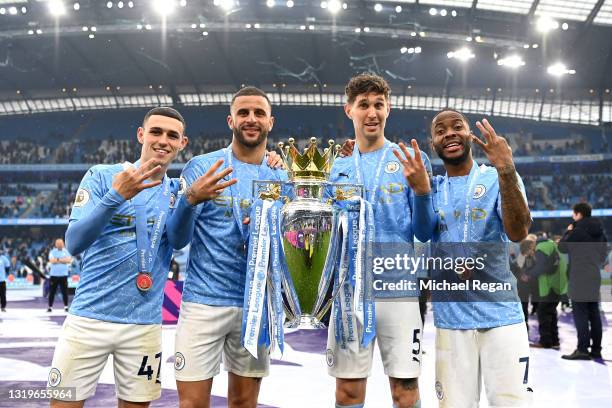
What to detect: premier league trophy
<box><xmin>277</xmin><ymin>137</ymin><xmax>341</xmax><ymax>329</ymax></box>
<box><xmin>243</xmin><ymin>138</ymin><xmax>372</xmax><ymax>357</ymax></box>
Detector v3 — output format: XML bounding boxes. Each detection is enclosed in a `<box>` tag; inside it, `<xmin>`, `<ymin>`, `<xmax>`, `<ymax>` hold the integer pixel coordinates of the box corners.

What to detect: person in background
<box><xmin>559</xmin><ymin>202</ymin><xmax>608</xmax><ymax>360</ymax></box>
<box><xmin>1</xmin><ymin>249</ymin><xmax>11</xmax><ymax>312</ymax></box>
<box><xmin>522</xmin><ymin>232</ymin><xmax>567</xmax><ymax>350</ymax></box>
<box><xmin>47</xmin><ymin>238</ymin><xmax>72</xmax><ymax>312</ymax></box>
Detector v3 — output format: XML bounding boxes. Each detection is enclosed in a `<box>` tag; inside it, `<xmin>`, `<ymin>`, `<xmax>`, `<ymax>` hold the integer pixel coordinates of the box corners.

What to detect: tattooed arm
<box><xmin>497</xmin><ymin>165</ymin><xmax>532</xmax><ymax>242</ymax></box>
<box><xmin>472</xmin><ymin>119</ymin><xmax>531</xmax><ymax>242</ymax></box>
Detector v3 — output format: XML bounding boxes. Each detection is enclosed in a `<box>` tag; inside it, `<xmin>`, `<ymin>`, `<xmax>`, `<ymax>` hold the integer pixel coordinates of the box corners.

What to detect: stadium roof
<box><xmin>0</xmin><ymin>0</ymin><xmax>611</xmax><ymax>100</ymax></box>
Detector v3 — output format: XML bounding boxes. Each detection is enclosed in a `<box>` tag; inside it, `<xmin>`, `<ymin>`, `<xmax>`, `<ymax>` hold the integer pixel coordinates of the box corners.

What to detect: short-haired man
<box><xmin>47</xmin><ymin>238</ymin><xmax>72</xmax><ymax>312</ymax></box>
<box><xmin>49</xmin><ymin>107</ymin><xmax>188</xmax><ymax>407</ymax></box>
<box><xmin>559</xmin><ymin>202</ymin><xmax>608</xmax><ymax>360</ymax></box>
<box><xmin>327</xmin><ymin>73</ymin><xmax>435</xmax><ymax>408</ymax></box>
<box><xmin>429</xmin><ymin>109</ymin><xmax>532</xmax><ymax>407</ymax></box>
<box><xmin>168</xmin><ymin>86</ymin><xmax>286</xmax><ymax>408</ymax></box>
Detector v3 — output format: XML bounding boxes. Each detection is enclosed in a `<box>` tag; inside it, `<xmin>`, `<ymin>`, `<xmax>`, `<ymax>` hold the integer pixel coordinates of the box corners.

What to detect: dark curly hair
<box><xmin>345</xmin><ymin>72</ymin><xmax>391</xmax><ymax>104</ymax></box>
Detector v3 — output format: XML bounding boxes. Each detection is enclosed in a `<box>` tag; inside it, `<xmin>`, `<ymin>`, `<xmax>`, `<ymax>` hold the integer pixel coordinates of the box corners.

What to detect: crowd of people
<box><xmin>522</xmin><ymin>174</ymin><xmax>612</xmax><ymax>211</ymax></box>
<box><xmin>0</xmin><ymin>128</ymin><xmax>607</xmax><ymax>165</ymax></box>
<box><xmin>4</xmin><ymin>173</ymin><xmax>611</xmax><ymax>220</ymax></box>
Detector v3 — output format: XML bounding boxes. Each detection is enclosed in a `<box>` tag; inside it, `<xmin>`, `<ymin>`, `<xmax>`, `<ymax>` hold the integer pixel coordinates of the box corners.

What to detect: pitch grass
<box><xmin>282</xmin><ymin>233</ymin><xmax>332</xmax><ymax>314</ymax></box>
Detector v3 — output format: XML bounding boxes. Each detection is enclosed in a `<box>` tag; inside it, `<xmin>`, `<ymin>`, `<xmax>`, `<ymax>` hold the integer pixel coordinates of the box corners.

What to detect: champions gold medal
<box><xmin>133</xmin><ymin>165</ymin><xmax>171</xmax><ymax>292</ymax></box>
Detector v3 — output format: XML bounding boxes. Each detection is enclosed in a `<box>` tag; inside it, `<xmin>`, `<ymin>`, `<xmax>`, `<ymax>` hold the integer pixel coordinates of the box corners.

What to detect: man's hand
<box><xmin>567</xmin><ymin>223</ymin><xmax>574</xmax><ymax>231</ymax></box>
<box><xmin>339</xmin><ymin>139</ymin><xmax>355</xmax><ymax>157</ymax></box>
<box><xmin>392</xmin><ymin>139</ymin><xmax>431</xmax><ymax>195</ymax></box>
<box><xmin>112</xmin><ymin>158</ymin><xmax>163</xmax><ymax>200</ymax></box>
<box><xmin>185</xmin><ymin>159</ymin><xmax>237</xmax><ymax>206</ymax></box>
<box><xmin>266</xmin><ymin>151</ymin><xmax>284</xmax><ymax>169</ymax></box>
<box><xmin>472</xmin><ymin>119</ymin><xmax>514</xmax><ymax>172</ymax></box>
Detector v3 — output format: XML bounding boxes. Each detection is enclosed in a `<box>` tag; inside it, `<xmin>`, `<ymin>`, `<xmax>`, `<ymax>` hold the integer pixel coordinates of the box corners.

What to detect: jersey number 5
<box><xmin>412</xmin><ymin>328</ymin><xmax>421</xmax><ymax>363</ymax></box>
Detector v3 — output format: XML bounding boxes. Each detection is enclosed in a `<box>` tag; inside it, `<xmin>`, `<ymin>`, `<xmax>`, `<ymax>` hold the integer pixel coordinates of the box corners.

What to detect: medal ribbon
<box><xmin>442</xmin><ymin>160</ymin><xmax>481</xmax><ymax>243</ymax></box>
<box><xmin>225</xmin><ymin>145</ymin><xmax>269</xmax><ymax>243</ymax></box>
<box><xmin>133</xmin><ymin>163</ymin><xmax>171</xmax><ymax>278</ymax></box>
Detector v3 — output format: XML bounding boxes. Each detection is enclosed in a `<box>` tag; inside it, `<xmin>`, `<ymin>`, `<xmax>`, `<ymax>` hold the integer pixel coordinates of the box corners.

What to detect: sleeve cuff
<box><xmin>102</xmin><ymin>188</ymin><xmax>127</xmax><ymax>207</ymax></box>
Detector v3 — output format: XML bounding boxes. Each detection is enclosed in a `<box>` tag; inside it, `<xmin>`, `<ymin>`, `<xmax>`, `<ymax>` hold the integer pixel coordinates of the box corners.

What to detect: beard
<box><xmin>434</xmin><ymin>139</ymin><xmax>472</xmax><ymax>166</ymax></box>
<box><xmin>233</xmin><ymin>124</ymin><xmax>268</xmax><ymax>148</ymax></box>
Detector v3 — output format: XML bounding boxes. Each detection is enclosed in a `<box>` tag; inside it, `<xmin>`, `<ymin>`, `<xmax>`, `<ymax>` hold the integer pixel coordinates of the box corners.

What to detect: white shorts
<box><xmin>48</xmin><ymin>314</ymin><xmax>162</xmax><ymax>402</ymax></box>
<box><xmin>174</xmin><ymin>301</ymin><xmax>270</xmax><ymax>381</ymax></box>
<box><xmin>435</xmin><ymin>322</ymin><xmax>532</xmax><ymax>408</ymax></box>
<box><xmin>326</xmin><ymin>300</ymin><xmax>423</xmax><ymax>379</ymax></box>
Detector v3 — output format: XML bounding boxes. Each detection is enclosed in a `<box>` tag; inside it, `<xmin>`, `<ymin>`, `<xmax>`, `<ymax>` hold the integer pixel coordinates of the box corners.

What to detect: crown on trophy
<box><xmin>278</xmin><ymin>137</ymin><xmax>340</xmax><ymax>181</ymax></box>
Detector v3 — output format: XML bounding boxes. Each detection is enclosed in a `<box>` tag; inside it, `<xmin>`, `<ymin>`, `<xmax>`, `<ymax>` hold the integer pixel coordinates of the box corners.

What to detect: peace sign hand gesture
<box><xmin>112</xmin><ymin>158</ymin><xmax>164</xmax><ymax>200</ymax></box>
<box><xmin>392</xmin><ymin>139</ymin><xmax>431</xmax><ymax>195</ymax></box>
<box><xmin>185</xmin><ymin>159</ymin><xmax>238</xmax><ymax>205</ymax></box>
<box><xmin>472</xmin><ymin>119</ymin><xmax>514</xmax><ymax>171</ymax></box>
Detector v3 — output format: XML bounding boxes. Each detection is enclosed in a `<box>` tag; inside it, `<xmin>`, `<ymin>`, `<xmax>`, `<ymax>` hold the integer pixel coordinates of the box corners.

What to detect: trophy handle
<box><xmin>313</xmin><ymin>213</ymin><xmax>353</xmax><ymax>323</ymax></box>
<box><xmin>314</xmin><ymin>185</ymin><xmax>364</xmax><ymax>322</ymax></box>
<box><xmin>314</xmin><ymin>260</ymin><xmax>350</xmax><ymax>322</ymax></box>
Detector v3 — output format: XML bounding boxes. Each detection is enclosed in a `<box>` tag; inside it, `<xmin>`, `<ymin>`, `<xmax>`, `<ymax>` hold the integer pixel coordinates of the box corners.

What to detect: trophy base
<box><xmin>285</xmin><ymin>314</ymin><xmax>326</xmax><ymax>329</ymax></box>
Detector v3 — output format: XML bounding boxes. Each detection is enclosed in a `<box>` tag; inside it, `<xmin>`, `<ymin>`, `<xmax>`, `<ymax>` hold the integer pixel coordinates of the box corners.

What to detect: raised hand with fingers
<box><xmin>339</xmin><ymin>139</ymin><xmax>355</xmax><ymax>157</ymax></box>
<box><xmin>112</xmin><ymin>158</ymin><xmax>163</xmax><ymax>200</ymax></box>
<box><xmin>266</xmin><ymin>150</ymin><xmax>285</xmax><ymax>169</ymax></box>
<box><xmin>392</xmin><ymin>139</ymin><xmax>431</xmax><ymax>195</ymax></box>
<box><xmin>472</xmin><ymin>119</ymin><xmax>514</xmax><ymax>171</ymax></box>
<box><xmin>184</xmin><ymin>158</ymin><xmax>237</xmax><ymax>206</ymax></box>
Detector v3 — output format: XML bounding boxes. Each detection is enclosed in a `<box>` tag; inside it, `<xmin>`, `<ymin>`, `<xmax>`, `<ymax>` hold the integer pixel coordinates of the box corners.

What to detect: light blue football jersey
<box><xmin>179</xmin><ymin>148</ymin><xmax>287</xmax><ymax>307</ymax></box>
<box><xmin>68</xmin><ymin>163</ymin><xmax>179</xmax><ymax>324</ymax></box>
<box><xmin>328</xmin><ymin>140</ymin><xmax>433</xmax><ymax>298</ymax></box>
<box><xmin>0</xmin><ymin>254</ymin><xmax>9</xmax><ymax>282</ymax></box>
<box><xmin>48</xmin><ymin>248</ymin><xmax>71</xmax><ymax>277</ymax></box>
<box><xmin>431</xmin><ymin>161</ymin><xmax>527</xmax><ymax>329</ymax></box>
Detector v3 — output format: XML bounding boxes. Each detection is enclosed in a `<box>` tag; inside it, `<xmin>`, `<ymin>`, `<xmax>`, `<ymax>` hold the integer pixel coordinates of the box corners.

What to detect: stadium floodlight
<box><xmin>415</xmin><ymin>46</ymin><xmax>422</xmax><ymax>54</ymax></box>
<box><xmin>180</xmin><ymin>0</ymin><xmax>187</xmax><ymax>5</ymax></box>
<box><xmin>286</xmin><ymin>0</ymin><xmax>294</xmax><ymax>7</ymax></box>
<box><xmin>547</xmin><ymin>63</ymin><xmax>575</xmax><ymax>77</ymax></box>
<box><xmin>48</xmin><ymin>0</ymin><xmax>66</xmax><ymax>17</ymax></box>
<box><xmin>536</xmin><ymin>15</ymin><xmax>559</xmax><ymax>33</ymax></box>
<box><xmin>8</xmin><ymin>6</ymin><xmax>16</xmax><ymax>14</ymax></box>
<box><xmin>267</xmin><ymin>0</ymin><xmax>275</xmax><ymax>7</ymax></box>
<box><xmin>0</xmin><ymin>8</ymin><xmax>5</xmax><ymax>15</ymax></box>
<box><xmin>327</xmin><ymin>0</ymin><xmax>341</xmax><ymax>13</ymax></box>
<box><xmin>215</xmin><ymin>0</ymin><xmax>234</xmax><ymax>11</ymax></box>
<box><xmin>400</xmin><ymin>46</ymin><xmax>408</xmax><ymax>54</ymax></box>
<box><xmin>118</xmin><ymin>1</ymin><xmax>124</xmax><ymax>8</ymax></box>
<box><xmin>451</xmin><ymin>9</ymin><xmax>457</xmax><ymax>17</ymax></box>
<box><xmin>374</xmin><ymin>3</ymin><xmax>382</xmax><ymax>12</ymax></box>
<box><xmin>153</xmin><ymin>0</ymin><xmax>177</xmax><ymax>16</ymax></box>
<box><xmin>447</xmin><ymin>47</ymin><xmax>475</xmax><ymax>62</ymax></box>
<box><xmin>107</xmin><ymin>1</ymin><xmax>113</xmax><ymax>8</ymax></box>
<box><xmin>73</xmin><ymin>2</ymin><xmax>80</xmax><ymax>10</ymax></box>
<box><xmin>395</xmin><ymin>6</ymin><xmax>402</xmax><ymax>13</ymax></box>
<box><xmin>440</xmin><ymin>9</ymin><xmax>447</xmax><ymax>17</ymax></box>
<box><xmin>128</xmin><ymin>1</ymin><xmax>134</xmax><ymax>7</ymax></box>
<box><xmin>429</xmin><ymin>7</ymin><xmax>437</xmax><ymax>16</ymax></box>
<box><xmin>497</xmin><ymin>55</ymin><xmax>525</xmax><ymax>69</ymax></box>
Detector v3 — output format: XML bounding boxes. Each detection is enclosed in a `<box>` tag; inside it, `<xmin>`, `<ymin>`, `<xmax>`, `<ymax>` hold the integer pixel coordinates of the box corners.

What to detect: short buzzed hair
<box><xmin>345</xmin><ymin>72</ymin><xmax>391</xmax><ymax>104</ymax></box>
<box><xmin>231</xmin><ymin>86</ymin><xmax>271</xmax><ymax>110</ymax></box>
<box><xmin>430</xmin><ymin>108</ymin><xmax>470</xmax><ymax>133</ymax></box>
<box><xmin>143</xmin><ymin>107</ymin><xmax>186</xmax><ymax>132</ymax></box>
